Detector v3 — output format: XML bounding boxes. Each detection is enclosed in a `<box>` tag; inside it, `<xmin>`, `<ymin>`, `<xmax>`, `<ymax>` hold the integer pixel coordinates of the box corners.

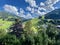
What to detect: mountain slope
<box><xmin>45</xmin><ymin>8</ymin><xmax>60</xmax><ymax>19</ymax></box>
<box><xmin>0</xmin><ymin>11</ymin><xmax>26</xmax><ymax>21</ymax></box>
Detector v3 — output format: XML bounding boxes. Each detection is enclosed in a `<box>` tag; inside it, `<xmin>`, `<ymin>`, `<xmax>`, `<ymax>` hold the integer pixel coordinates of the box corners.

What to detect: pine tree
<box><xmin>10</xmin><ymin>19</ymin><xmax>24</xmax><ymax>37</ymax></box>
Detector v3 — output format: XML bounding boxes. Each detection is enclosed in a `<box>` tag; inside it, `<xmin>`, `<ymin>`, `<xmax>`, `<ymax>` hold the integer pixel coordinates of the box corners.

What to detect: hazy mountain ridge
<box><xmin>0</xmin><ymin>11</ymin><xmax>27</xmax><ymax>21</ymax></box>
<box><xmin>45</xmin><ymin>8</ymin><xmax>60</xmax><ymax>19</ymax></box>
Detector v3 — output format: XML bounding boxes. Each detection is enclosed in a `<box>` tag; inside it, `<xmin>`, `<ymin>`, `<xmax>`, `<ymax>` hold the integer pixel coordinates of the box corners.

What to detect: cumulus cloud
<box><xmin>19</xmin><ymin>13</ymin><xmax>25</xmax><ymax>18</ymax></box>
<box><xmin>3</xmin><ymin>0</ymin><xmax>60</xmax><ymax>19</ymax></box>
<box><xmin>26</xmin><ymin>7</ymin><xmax>35</xmax><ymax>13</ymax></box>
<box><xmin>25</xmin><ymin>0</ymin><xmax>37</xmax><ymax>7</ymax></box>
<box><xmin>25</xmin><ymin>13</ymin><xmax>33</xmax><ymax>19</ymax></box>
<box><xmin>37</xmin><ymin>0</ymin><xmax>60</xmax><ymax>15</ymax></box>
<box><xmin>55</xmin><ymin>7</ymin><xmax>59</xmax><ymax>9</ymax></box>
<box><xmin>43</xmin><ymin>0</ymin><xmax>60</xmax><ymax>11</ymax></box>
<box><xmin>19</xmin><ymin>8</ymin><xmax>33</xmax><ymax>19</ymax></box>
<box><xmin>26</xmin><ymin>6</ymin><xmax>31</xmax><ymax>11</ymax></box>
<box><xmin>31</xmin><ymin>8</ymin><xmax>35</xmax><ymax>13</ymax></box>
<box><xmin>45</xmin><ymin>0</ymin><xmax>60</xmax><ymax>5</ymax></box>
<box><xmin>35</xmin><ymin>9</ymin><xmax>46</xmax><ymax>16</ymax></box>
<box><xmin>19</xmin><ymin>12</ymin><xmax>33</xmax><ymax>19</ymax></box>
<box><xmin>38</xmin><ymin>7</ymin><xmax>46</xmax><ymax>11</ymax></box>
<box><xmin>3</xmin><ymin>4</ymin><xmax>33</xmax><ymax>19</ymax></box>
<box><xmin>40</xmin><ymin>2</ymin><xmax>45</xmax><ymax>6</ymax></box>
<box><xmin>3</xmin><ymin>4</ymin><xmax>19</xmax><ymax>15</ymax></box>
<box><xmin>26</xmin><ymin>0</ymin><xmax>60</xmax><ymax>16</ymax></box>
<box><xmin>20</xmin><ymin>8</ymin><xmax>25</xmax><ymax>14</ymax></box>
<box><xmin>25</xmin><ymin>0</ymin><xmax>60</xmax><ymax>17</ymax></box>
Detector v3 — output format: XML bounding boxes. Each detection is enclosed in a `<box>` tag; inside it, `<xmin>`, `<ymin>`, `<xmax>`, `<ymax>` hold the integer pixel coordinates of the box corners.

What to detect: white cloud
<box><xmin>40</xmin><ymin>2</ymin><xmax>45</xmax><ymax>6</ymax></box>
<box><xmin>26</xmin><ymin>7</ymin><xmax>37</xmax><ymax>14</ymax></box>
<box><xmin>3</xmin><ymin>4</ymin><xmax>19</xmax><ymax>15</ymax></box>
<box><xmin>26</xmin><ymin>7</ymin><xmax>47</xmax><ymax>16</ymax></box>
<box><xmin>25</xmin><ymin>0</ymin><xmax>60</xmax><ymax>16</ymax></box>
<box><xmin>25</xmin><ymin>0</ymin><xmax>60</xmax><ymax>17</ymax></box>
<box><xmin>19</xmin><ymin>8</ymin><xmax>33</xmax><ymax>19</ymax></box>
<box><xmin>3</xmin><ymin>4</ymin><xmax>33</xmax><ymax>19</ymax></box>
<box><xmin>31</xmin><ymin>8</ymin><xmax>35</xmax><ymax>13</ymax></box>
<box><xmin>19</xmin><ymin>8</ymin><xmax>26</xmax><ymax>18</ymax></box>
<box><xmin>25</xmin><ymin>13</ymin><xmax>33</xmax><ymax>19</ymax></box>
<box><xmin>3</xmin><ymin>0</ymin><xmax>60</xmax><ymax>19</ymax></box>
<box><xmin>25</xmin><ymin>0</ymin><xmax>37</xmax><ymax>7</ymax></box>
<box><xmin>20</xmin><ymin>8</ymin><xmax>25</xmax><ymax>14</ymax></box>
<box><xmin>38</xmin><ymin>0</ymin><xmax>60</xmax><ymax>13</ymax></box>
<box><xmin>19</xmin><ymin>13</ymin><xmax>25</xmax><ymax>18</ymax></box>
<box><xmin>26</xmin><ymin>6</ymin><xmax>31</xmax><ymax>11</ymax></box>
<box><xmin>55</xmin><ymin>7</ymin><xmax>59</xmax><ymax>9</ymax></box>
<box><xmin>45</xmin><ymin>0</ymin><xmax>60</xmax><ymax>5</ymax></box>
<box><xmin>44</xmin><ymin>0</ymin><xmax>60</xmax><ymax>10</ymax></box>
<box><xmin>37</xmin><ymin>10</ymin><xmax>46</xmax><ymax>16</ymax></box>
<box><xmin>19</xmin><ymin>12</ymin><xmax>33</xmax><ymax>19</ymax></box>
<box><xmin>38</xmin><ymin>7</ymin><xmax>46</xmax><ymax>11</ymax></box>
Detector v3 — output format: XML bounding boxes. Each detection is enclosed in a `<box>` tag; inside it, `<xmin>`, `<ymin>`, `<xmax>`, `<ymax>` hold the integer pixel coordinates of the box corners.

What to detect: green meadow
<box><xmin>0</xmin><ymin>19</ymin><xmax>13</xmax><ymax>30</ymax></box>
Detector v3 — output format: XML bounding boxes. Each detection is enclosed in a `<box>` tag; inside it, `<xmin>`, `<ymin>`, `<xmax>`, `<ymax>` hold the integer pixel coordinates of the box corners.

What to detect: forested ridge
<box><xmin>0</xmin><ymin>16</ymin><xmax>60</xmax><ymax>45</ymax></box>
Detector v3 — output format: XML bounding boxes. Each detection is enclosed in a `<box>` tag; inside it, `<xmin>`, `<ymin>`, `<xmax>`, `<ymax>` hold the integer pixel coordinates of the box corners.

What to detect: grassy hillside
<box><xmin>24</xmin><ymin>17</ymin><xmax>60</xmax><ymax>33</ymax></box>
<box><xmin>0</xmin><ymin>12</ymin><xmax>17</xmax><ymax>32</ymax></box>
<box><xmin>0</xmin><ymin>19</ymin><xmax>13</xmax><ymax>30</ymax></box>
<box><xmin>0</xmin><ymin>12</ymin><xmax>17</xmax><ymax>38</ymax></box>
<box><xmin>0</xmin><ymin>19</ymin><xmax>14</xmax><ymax>38</ymax></box>
<box><xmin>24</xmin><ymin>18</ymin><xmax>39</xmax><ymax>33</ymax></box>
<box><xmin>0</xmin><ymin>12</ymin><xmax>60</xmax><ymax>45</ymax></box>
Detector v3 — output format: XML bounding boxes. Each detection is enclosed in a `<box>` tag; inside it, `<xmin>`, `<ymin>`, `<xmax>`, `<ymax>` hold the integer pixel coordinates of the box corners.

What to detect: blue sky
<box><xmin>0</xmin><ymin>0</ymin><xmax>60</xmax><ymax>19</ymax></box>
<box><xmin>0</xmin><ymin>0</ymin><xmax>46</xmax><ymax>9</ymax></box>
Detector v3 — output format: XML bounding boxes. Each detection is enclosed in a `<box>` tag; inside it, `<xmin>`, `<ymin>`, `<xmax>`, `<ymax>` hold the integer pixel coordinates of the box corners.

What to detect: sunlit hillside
<box><xmin>0</xmin><ymin>11</ymin><xmax>60</xmax><ymax>45</ymax></box>
<box><xmin>0</xmin><ymin>19</ymin><xmax>13</xmax><ymax>30</ymax></box>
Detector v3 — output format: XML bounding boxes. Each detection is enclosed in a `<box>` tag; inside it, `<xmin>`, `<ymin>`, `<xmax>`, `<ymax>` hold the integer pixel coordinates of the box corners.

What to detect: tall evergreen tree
<box><xmin>10</xmin><ymin>19</ymin><xmax>24</xmax><ymax>37</ymax></box>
